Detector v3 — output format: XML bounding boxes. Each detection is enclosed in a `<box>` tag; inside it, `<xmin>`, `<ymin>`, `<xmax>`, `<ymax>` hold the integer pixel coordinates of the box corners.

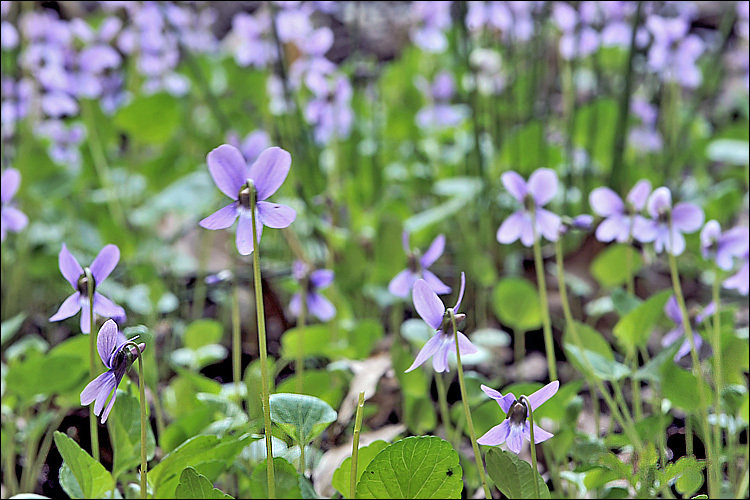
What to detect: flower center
<box><xmin>407</xmin><ymin>252</ymin><xmax>421</xmax><ymax>274</ymax></box>
<box><xmin>237</xmin><ymin>179</ymin><xmax>257</xmax><ymax>210</ymax></box>
<box><xmin>507</xmin><ymin>400</ymin><xmax>527</xmax><ymax>425</ymax></box>
<box><xmin>77</xmin><ymin>269</ymin><xmax>96</xmax><ymax>296</ymax></box>
<box><xmin>441</xmin><ymin>312</ymin><xmax>465</xmax><ymax>336</ymax></box>
<box><xmin>523</xmin><ymin>193</ymin><xmax>536</xmax><ymax>211</ymax></box>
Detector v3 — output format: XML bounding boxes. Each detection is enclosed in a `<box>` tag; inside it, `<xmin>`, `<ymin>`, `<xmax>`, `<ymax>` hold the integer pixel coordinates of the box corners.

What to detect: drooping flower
<box><xmin>662</xmin><ymin>296</ymin><xmax>713</xmax><ymax>362</ymax></box>
<box><xmin>49</xmin><ymin>243</ymin><xmax>126</xmax><ymax>334</ymax></box>
<box><xmin>477</xmin><ymin>381</ymin><xmax>559</xmax><ymax>454</ymax></box>
<box><xmin>80</xmin><ymin>319</ymin><xmax>145</xmax><ymax>424</ymax></box>
<box><xmin>496</xmin><ymin>168</ymin><xmax>561</xmax><ymax>246</ymax></box>
<box><xmin>639</xmin><ymin>186</ymin><xmax>704</xmax><ymax>256</ymax></box>
<box><xmin>199</xmin><ymin>144</ymin><xmax>296</xmax><ymax>255</ymax></box>
<box><xmin>700</xmin><ymin>221</ymin><xmax>749</xmax><ymax>270</ymax></box>
<box><xmin>1</xmin><ymin>168</ymin><xmax>28</xmax><ymax>242</ymax></box>
<box><xmin>405</xmin><ymin>272</ymin><xmax>478</xmax><ymax>373</ymax></box>
<box><xmin>589</xmin><ymin>179</ymin><xmax>652</xmax><ymax>243</ymax></box>
<box><xmin>289</xmin><ymin>260</ymin><xmax>336</xmax><ymax>322</ymax></box>
<box><xmin>389</xmin><ymin>232</ymin><xmax>451</xmax><ymax>298</ymax></box>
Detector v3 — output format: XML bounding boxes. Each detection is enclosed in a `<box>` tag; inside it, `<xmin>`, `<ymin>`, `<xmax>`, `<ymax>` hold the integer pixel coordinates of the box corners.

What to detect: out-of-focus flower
<box><xmin>227</xmin><ymin>130</ymin><xmax>271</xmax><ymax>164</ymax></box>
<box><xmin>410</xmin><ymin>1</ymin><xmax>453</xmax><ymax>53</ymax></box>
<box><xmin>225</xmin><ymin>10</ymin><xmax>275</xmax><ymax>69</ymax></box>
<box><xmin>700</xmin><ymin>221</ymin><xmax>749</xmax><ymax>270</ymax></box>
<box><xmin>35</xmin><ymin>120</ymin><xmax>86</xmax><ymax>169</ymax></box>
<box><xmin>559</xmin><ymin>214</ymin><xmax>594</xmax><ymax>236</ymax></box>
<box><xmin>553</xmin><ymin>2</ymin><xmax>600</xmax><ymax>61</ymax></box>
<box><xmin>628</xmin><ymin>98</ymin><xmax>663</xmax><ymax>153</ymax></box>
<box><xmin>406</xmin><ymin>273</ymin><xmax>478</xmax><ymax>373</ymax></box>
<box><xmin>80</xmin><ymin>319</ymin><xmax>145</xmax><ymax>424</ymax></box>
<box><xmin>639</xmin><ymin>187</ymin><xmax>704</xmax><ymax>256</ymax></box>
<box><xmin>415</xmin><ymin>71</ymin><xmax>468</xmax><ymax>130</ymax></box>
<box><xmin>477</xmin><ymin>381</ymin><xmax>559</xmax><ymax>453</ymax></box>
<box><xmin>389</xmin><ymin>232</ymin><xmax>451</xmax><ymax>298</ymax></box>
<box><xmin>50</xmin><ymin>244</ymin><xmax>126</xmax><ymax>334</ymax></box>
<box><xmin>646</xmin><ymin>14</ymin><xmax>704</xmax><ymax>88</ymax></box>
<box><xmin>497</xmin><ymin>168</ymin><xmax>561</xmax><ymax>246</ymax></box>
<box><xmin>199</xmin><ymin>144</ymin><xmax>296</xmax><ymax>255</ymax></box>
<box><xmin>304</xmin><ymin>73</ymin><xmax>353</xmax><ymax>144</ymax></box>
<box><xmin>589</xmin><ymin>179</ymin><xmax>652</xmax><ymax>243</ymax></box>
<box><xmin>1</xmin><ymin>168</ymin><xmax>28</xmax><ymax>241</ymax></box>
<box><xmin>289</xmin><ymin>260</ymin><xmax>336</xmax><ymax>322</ymax></box>
<box><xmin>662</xmin><ymin>296</ymin><xmax>712</xmax><ymax>362</ymax></box>
<box><xmin>723</xmin><ymin>249</ymin><xmax>749</xmax><ymax>295</ymax></box>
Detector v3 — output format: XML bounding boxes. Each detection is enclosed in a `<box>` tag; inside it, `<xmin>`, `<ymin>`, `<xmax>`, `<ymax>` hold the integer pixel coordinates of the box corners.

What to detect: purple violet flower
<box><xmin>226</xmin><ymin>129</ymin><xmax>271</xmax><ymax>165</ymax></box>
<box><xmin>49</xmin><ymin>243</ymin><xmax>126</xmax><ymax>334</ymax></box>
<box><xmin>405</xmin><ymin>272</ymin><xmax>478</xmax><ymax>373</ymax></box>
<box><xmin>80</xmin><ymin>319</ymin><xmax>145</xmax><ymax>424</ymax></box>
<box><xmin>496</xmin><ymin>168</ymin><xmax>561</xmax><ymax>246</ymax></box>
<box><xmin>477</xmin><ymin>381</ymin><xmax>559</xmax><ymax>454</ymax></box>
<box><xmin>559</xmin><ymin>214</ymin><xmax>594</xmax><ymax>236</ymax></box>
<box><xmin>700</xmin><ymin>221</ymin><xmax>749</xmax><ymax>270</ymax></box>
<box><xmin>389</xmin><ymin>231</ymin><xmax>451</xmax><ymax>298</ymax></box>
<box><xmin>723</xmin><ymin>249</ymin><xmax>749</xmax><ymax>295</ymax></box>
<box><xmin>589</xmin><ymin>179</ymin><xmax>652</xmax><ymax>243</ymax></box>
<box><xmin>199</xmin><ymin>144</ymin><xmax>296</xmax><ymax>255</ymax></box>
<box><xmin>639</xmin><ymin>187</ymin><xmax>704</xmax><ymax>256</ymax></box>
<box><xmin>662</xmin><ymin>296</ymin><xmax>713</xmax><ymax>362</ymax></box>
<box><xmin>289</xmin><ymin>260</ymin><xmax>336</xmax><ymax>322</ymax></box>
<box><xmin>1</xmin><ymin>168</ymin><xmax>28</xmax><ymax>242</ymax></box>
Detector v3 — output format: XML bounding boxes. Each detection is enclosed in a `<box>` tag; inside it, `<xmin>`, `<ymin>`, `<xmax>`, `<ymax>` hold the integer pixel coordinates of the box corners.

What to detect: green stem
<box><xmin>250</xmin><ymin>183</ymin><xmax>276</xmax><ymax>499</ymax></box>
<box><xmin>350</xmin><ymin>391</ymin><xmax>366</xmax><ymax>499</ymax></box>
<box><xmin>137</xmin><ymin>345</ymin><xmax>148</xmax><ymax>499</ymax></box>
<box><xmin>519</xmin><ymin>395</ymin><xmax>541</xmax><ymax>500</ymax></box>
<box><xmin>232</xmin><ymin>275</ymin><xmax>242</xmax><ymax>393</ymax></box>
<box><xmin>192</xmin><ymin>230</ymin><xmax>214</xmax><ymax>320</ymax></box>
<box><xmin>686</xmin><ymin>414</ymin><xmax>694</xmax><ymax>456</ymax></box>
<box><xmin>296</xmin><ymin>283</ymin><xmax>308</xmax><ymax>394</ymax></box>
<box><xmin>711</xmin><ymin>263</ymin><xmax>724</xmax><ymax>491</ymax></box>
<box><xmin>4</xmin><ymin>419</ymin><xmax>18</xmax><ymax>496</ymax></box>
<box><xmin>531</xmin><ymin>208</ymin><xmax>557</xmax><ymax>380</ymax></box>
<box><xmin>626</xmin><ymin>244</ymin><xmax>635</xmax><ymax>296</ymax></box>
<box><xmin>434</xmin><ymin>372</ymin><xmax>453</xmax><ymax>439</ymax></box>
<box><xmin>85</xmin><ymin>267</ymin><xmax>100</xmax><ymax>462</ymax></box>
<box><xmin>450</xmin><ymin>308</ymin><xmax>491</xmax><ymax>499</ymax></box>
<box><xmin>613</xmin><ymin>380</ymin><xmax>637</xmax><ymax>433</ymax></box>
<box><xmin>628</xmin><ymin>352</ymin><xmax>643</xmax><ymax>421</ymax></box>
<box><xmin>27</xmin><ymin>407</ymin><xmax>68</xmax><ymax>491</ymax></box>
<box><xmin>299</xmin><ymin>438</ymin><xmax>306</xmax><ymax>476</ymax></box>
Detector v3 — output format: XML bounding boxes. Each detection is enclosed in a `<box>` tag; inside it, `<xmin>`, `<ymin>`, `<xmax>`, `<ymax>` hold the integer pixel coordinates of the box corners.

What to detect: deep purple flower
<box><xmin>199</xmin><ymin>144</ymin><xmax>296</xmax><ymax>255</ymax></box>
<box><xmin>80</xmin><ymin>319</ymin><xmax>145</xmax><ymax>424</ymax></box>
<box><xmin>723</xmin><ymin>250</ymin><xmax>749</xmax><ymax>295</ymax></box>
<box><xmin>49</xmin><ymin>243</ymin><xmax>126</xmax><ymax>334</ymax></box>
<box><xmin>589</xmin><ymin>180</ymin><xmax>652</xmax><ymax>243</ymax></box>
<box><xmin>1</xmin><ymin>168</ymin><xmax>28</xmax><ymax>242</ymax></box>
<box><xmin>477</xmin><ymin>381</ymin><xmax>559</xmax><ymax>454</ymax></box>
<box><xmin>389</xmin><ymin>232</ymin><xmax>451</xmax><ymax>298</ymax></box>
<box><xmin>405</xmin><ymin>272</ymin><xmax>478</xmax><ymax>373</ymax></box>
<box><xmin>289</xmin><ymin>260</ymin><xmax>336</xmax><ymax>322</ymax></box>
<box><xmin>639</xmin><ymin>187</ymin><xmax>704</xmax><ymax>256</ymax></box>
<box><xmin>662</xmin><ymin>296</ymin><xmax>713</xmax><ymax>362</ymax></box>
<box><xmin>700</xmin><ymin>221</ymin><xmax>749</xmax><ymax>270</ymax></box>
<box><xmin>497</xmin><ymin>168</ymin><xmax>561</xmax><ymax>246</ymax></box>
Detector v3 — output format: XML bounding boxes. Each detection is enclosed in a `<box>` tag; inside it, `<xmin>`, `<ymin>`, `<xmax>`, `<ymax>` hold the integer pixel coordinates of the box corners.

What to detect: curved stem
<box><xmin>232</xmin><ymin>274</ymin><xmax>242</xmax><ymax>394</ymax></box>
<box><xmin>85</xmin><ymin>267</ymin><xmax>100</xmax><ymax>462</ymax></box>
<box><xmin>434</xmin><ymin>372</ymin><xmax>453</xmax><ymax>440</ymax></box>
<box><xmin>711</xmin><ymin>263</ymin><xmax>724</xmax><ymax>491</ymax></box>
<box><xmin>530</xmin><ymin>208</ymin><xmax>557</xmax><ymax>380</ymax></box>
<box><xmin>350</xmin><ymin>391</ymin><xmax>366</xmax><ymax>499</ymax></box>
<box><xmin>296</xmin><ymin>283</ymin><xmax>308</xmax><ymax>394</ymax></box>
<box><xmin>250</xmin><ymin>185</ymin><xmax>276</xmax><ymax>498</ymax></box>
<box><xmin>450</xmin><ymin>308</ymin><xmax>491</xmax><ymax>499</ymax></box>
<box><xmin>519</xmin><ymin>395</ymin><xmax>541</xmax><ymax>500</ymax></box>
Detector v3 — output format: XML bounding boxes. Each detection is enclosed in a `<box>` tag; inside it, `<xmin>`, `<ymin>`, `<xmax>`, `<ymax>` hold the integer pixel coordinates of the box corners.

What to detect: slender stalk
<box><xmin>232</xmin><ymin>275</ymin><xmax>242</xmax><ymax>393</ymax></box>
<box><xmin>626</xmin><ymin>244</ymin><xmax>636</xmax><ymax>296</ymax></box>
<box><xmin>613</xmin><ymin>380</ymin><xmax>637</xmax><ymax>433</ymax></box>
<box><xmin>711</xmin><ymin>263</ymin><xmax>724</xmax><ymax>491</ymax></box>
<box><xmin>450</xmin><ymin>308</ymin><xmax>491</xmax><ymax>499</ymax></box>
<box><xmin>628</xmin><ymin>352</ymin><xmax>643</xmax><ymax>421</ymax></box>
<box><xmin>434</xmin><ymin>372</ymin><xmax>453</xmax><ymax>439</ymax></box>
<box><xmin>296</xmin><ymin>279</ymin><xmax>308</xmax><ymax>394</ymax></box>
<box><xmin>686</xmin><ymin>414</ymin><xmax>694</xmax><ymax>456</ymax></box>
<box><xmin>136</xmin><ymin>344</ymin><xmax>148</xmax><ymax>499</ymax></box>
<box><xmin>4</xmin><ymin>418</ymin><xmax>18</xmax><ymax>496</ymax></box>
<box><xmin>519</xmin><ymin>395</ymin><xmax>541</xmax><ymax>500</ymax></box>
<box><xmin>192</xmin><ymin>230</ymin><xmax>214</xmax><ymax>320</ymax></box>
<box><xmin>27</xmin><ymin>407</ymin><xmax>68</xmax><ymax>491</ymax></box>
<box><xmin>299</xmin><ymin>438</ymin><xmax>306</xmax><ymax>476</ymax></box>
<box><xmin>85</xmin><ymin>267</ymin><xmax>100</xmax><ymax>462</ymax></box>
<box><xmin>530</xmin><ymin>208</ymin><xmax>557</xmax><ymax>380</ymax></box>
<box><xmin>250</xmin><ymin>183</ymin><xmax>275</xmax><ymax>498</ymax></box>
<box><xmin>350</xmin><ymin>391</ymin><xmax>366</xmax><ymax>499</ymax></box>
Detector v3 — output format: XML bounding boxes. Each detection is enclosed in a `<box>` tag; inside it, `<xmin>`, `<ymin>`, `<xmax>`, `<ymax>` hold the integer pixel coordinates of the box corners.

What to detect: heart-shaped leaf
<box><xmin>485</xmin><ymin>447</ymin><xmax>550</xmax><ymax>499</ymax></box>
<box><xmin>269</xmin><ymin>393</ymin><xmax>337</xmax><ymax>445</ymax></box>
<box><xmin>175</xmin><ymin>467</ymin><xmax>233</xmax><ymax>499</ymax></box>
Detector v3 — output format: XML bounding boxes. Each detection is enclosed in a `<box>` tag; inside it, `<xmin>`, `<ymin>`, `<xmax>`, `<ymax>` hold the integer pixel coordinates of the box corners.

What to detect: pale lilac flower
<box><xmin>410</xmin><ymin>1</ymin><xmax>453</xmax><ymax>53</ymax></box>
<box><xmin>304</xmin><ymin>73</ymin><xmax>353</xmax><ymax>144</ymax></box>
<box><xmin>415</xmin><ymin>71</ymin><xmax>468</xmax><ymax>130</ymax></box>
<box><xmin>723</xmin><ymin>250</ymin><xmax>749</xmax><ymax>295</ymax></box>
<box><xmin>35</xmin><ymin>120</ymin><xmax>86</xmax><ymax>168</ymax></box>
<box><xmin>700</xmin><ymin>221</ymin><xmax>749</xmax><ymax>270</ymax></box>
<box><xmin>199</xmin><ymin>144</ymin><xmax>296</xmax><ymax>255</ymax></box>
<box><xmin>80</xmin><ymin>319</ymin><xmax>145</xmax><ymax>424</ymax></box>
<box><xmin>466</xmin><ymin>1</ymin><xmax>513</xmax><ymax>33</ymax></box>
<box><xmin>289</xmin><ymin>260</ymin><xmax>336</xmax><ymax>322</ymax></box>
<box><xmin>646</xmin><ymin>15</ymin><xmax>704</xmax><ymax>88</ymax></box>
<box><xmin>1</xmin><ymin>168</ymin><xmax>28</xmax><ymax>242</ymax></box>
<box><xmin>589</xmin><ymin>180</ymin><xmax>652</xmax><ymax>243</ymax></box>
<box><xmin>497</xmin><ymin>169</ymin><xmax>561</xmax><ymax>246</ymax></box>
<box><xmin>405</xmin><ymin>272</ymin><xmax>478</xmax><ymax>373</ymax></box>
<box><xmin>226</xmin><ymin>10</ymin><xmax>275</xmax><ymax>69</ymax></box>
<box><xmin>662</xmin><ymin>296</ymin><xmax>712</xmax><ymax>362</ymax></box>
<box><xmin>227</xmin><ymin>130</ymin><xmax>271</xmax><ymax>164</ymax></box>
<box><xmin>559</xmin><ymin>214</ymin><xmax>594</xmax><ymax>236</ymax></box>
<box><xmin>628</xmin><ymin>99</ymin><xmax>663</xmax><ymax>153</ymax></box>
<box><xmin>49</xmin><ymin>244</ymin><xmax>126</xmax><ymax>334</ymax></box>
<box><xmin>389</xmin><ymin>232</ymin><xmax>451</xmax><ymax>298</ymax></box>
<box><xmin>639</xmin><ymin>187</ymin><xmax>704</xmax><ymax>256</ymax></box>
<box><xmin>477</xmin><ymin>381</ymin><xmax>559</xmax><ymax>454</ymax></box>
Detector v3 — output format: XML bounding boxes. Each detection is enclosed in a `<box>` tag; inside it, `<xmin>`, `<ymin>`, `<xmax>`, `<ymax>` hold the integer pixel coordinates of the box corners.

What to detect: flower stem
<box><xmin>450</xmin><ymin>308</ymin><xmax>491</xmax><ymax>499</ymax></box>
<box><xmin>626</xmin><ymin>244</ymin><xmax>635</xmax><ymax>296</ymax></box>
<box><xmin>232</xmin><ymin>274</ymin><xmax>242</xmax><ymax>394</ymax></box>
<box><xmin>250</xmin><ymin>186</ymin><xmax>276</xmax><ymax>499</ymax></box>
<box><xmin>434</xmin><ymin>372</ymin><xmax>453</xmax><ymax>440</ymax></box>
<box><xmin>350</xmin><ymin>391</ymin><xmax>366</xmax><ymax>499</ymax></box>
<box><xmin>519</xmin><ymin>395</ymin><xmax>541</xmax><ymax>500</ymax></box>
<box><xmin>513</xmin><ymin>327</ymin><xmax>525</xmax><ymax>366</ymax></box>
<box><xmin>85</xmin><ymin>267</ymin><xmax>100</xmax><ymax>462</ymax></box>
<box><xmin>296</xmin><ymin>283</ymin><xmax>308</xmax><ymax>394</ymax></box>
<box><xmin>711</xmin><ymin>263</ymin><xmax>724</xmax><ymax>492</ymax></box>
<box><xmin>531</xmin><ymin>210</ymin><xmax>557</xmax><ymax>381</ymax></box>
<box><xmin>137</xmin><ymin>346</ymin><xmax>148</xmax><ymax>500</ymax></box>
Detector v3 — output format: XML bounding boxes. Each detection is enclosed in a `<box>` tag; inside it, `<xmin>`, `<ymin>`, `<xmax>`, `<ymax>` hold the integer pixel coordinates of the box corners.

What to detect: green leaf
<box><xmin>564</xmin><ymin>345</ymin><xmax>630</xmax><ymax>381</ymax></box>
<box><xmin>404</xmin><ymin>197</ymin><xmax>471</xmax><ymax>233</ymax></box>
<box><xmin>184</xmin><ymin>319</ymin><xmax>224</xmax><ymax>350</ymax></box>
<box><xmin>563</xmin><ymin>321</ymin><xmax>615</xmax><ymax>375</ymax></box>
<box><xmin>108</xmin><ymin>390</ymin><xmax>156</xmax><ymax>479</ymax></box>
<box><xmin>661</xmin><ymin>456</ymin><xmax>705</xmax><ymax>497</ymax></box>
<box><xmin>6</xmin><ymin>353</ymin><xmax>87</xmax><ymax>399</ymax></box>
<box><xmin>275</xmin><ymin>370</ymin><xmax>343</xmax><ymax>409</ymax></box>
<box><xmin>148</xmin><ymin>433</ymin><xmax>253</xmax><ymax>498</ymax></box>
<box><xmin>661</xmin><ymin>363</ymin><xmax>714</xmax><ymax>411</ymax></box>
<box><xmin>1</xmin><ymin>312</ymin><xmax>26</xmax><ymax>346</ymax></box>
<box><xmin>492</xmin><ymin>278</ymin><xmax>542</xmax><ymax>332</ymax></box>
<box><xmin>269</xmin><ymin>393</ymin><xmax>337</xmax><ymax>445</ymax></box>
<box><xmin>706</xmin><ymin>138</ymin><xmax>749</xmax><ymax>166</ymax></box>
<box><xmin>332</xmin><ymin>441</ymin><xmax>390</xmax><ymax>497</ymax></box>
<box><xmin>355</xmin><ymin>436</ymin><xmax>462</xmax><ymax>499</ymax></box>
<box><xmin>485</xmin><ymin>447</ymin><xmax>551</xmax><ymax>499</ymax></box>
<box><xmin>612</xmin><ymin>290</ymin><xmax>671</xmax><ymax>352</ymax></box>
<box><xmin>113</xmin><ymin>93</ymin><xmax>181</xmax><ymax>144</ymax></box>
<box><xmin>280</xmin><ymin>325</ymin><xmax>331</xmax><ymax>360</ymax></box>
<box><xmin>174</xmin><ymin>467</ymin><xmax>233</xmax><ymax>499</ymax></box>
<box><xmin>53</xmin><ymin>432</ymin><xmax>114</xmax><ymax>499</ymax></box>
<box><xmin>248</xmin><ymin>458</ymin><xmax>301</xmax><ymax>499</ymax></box>
<box><xmin>590</xmin><ymin>244</ymin><xmax>643</xmax><ymax>288</ymax></box>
